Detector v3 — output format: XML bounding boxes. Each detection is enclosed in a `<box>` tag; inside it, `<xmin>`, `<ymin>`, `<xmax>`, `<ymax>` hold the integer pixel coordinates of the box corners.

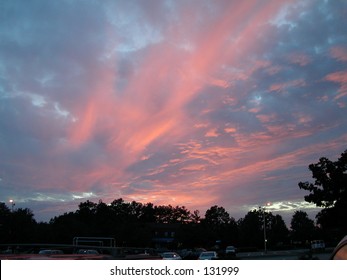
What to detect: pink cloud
<box><xmin>224</xmin><ymin>127</ymin><xmax>237</xmax><ymax>134</ymax></box>
<box><xmin>205</xmin><ymin>129</ymin><xmax>219</xmax><ymax>138</ymax></box>
<box><xmin>256</xmin><ymin>113</ymin><xmax>279</xmax><ymax>123</ymax></box>
<box><xmin>324</xmin><ymin>71</ymin><xmax>347</xmax><ymax>100</ymax></box>
<box><xmin>97</xmin><ymin>1</ymin><xmax>288</xmax><ymax>162</ymax></box>
<box><xmin>330</xmin><ymin>46</ymin><xmax>347</xmax><ymax>62</ymax></box>
<box><xmin>287</xmin><ymin>52</ymin><xmax>311</xmax><ymax>66</ymax></box>
<box><xmin>269</xmin><ymin>79</ymin><xmax>306</xmax><ymax>93</ymax></box>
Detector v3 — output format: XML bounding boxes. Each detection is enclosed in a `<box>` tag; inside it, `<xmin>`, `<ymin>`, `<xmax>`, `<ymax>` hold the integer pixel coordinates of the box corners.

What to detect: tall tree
<box><xmin>0</xmin><ymin>202</ymin><xmax>12</xmax><ymax>243</ymax></box>
<box><xmin>76</xmin><ymin>200</ymin><xmax>97</xmax><ymax>224</ymax></box>
<box><xmin>267</xmin><ymin>214</ymin><xmax>289</xmax><ymax>247</ymax></box>
<box><xmin>237</xmin><ymin>209</ymin><xmax>263</xmax><ymax>247</ymax></box>
<box><xmin>139</xmin><ymin>203</ymin><xmax>156</xmax><ymax>223</ymax></box>
<box><xmin>204</xmin><ymin>205</ymin><xmax>230</xmax><ymax>226</ymax></box>
<box><xmin>9</xmin><ymin>208</ymin><xmax>37</xmax><ymax>243</ymax></box>
<box><xmin>298</xmin><ymin>150</ymin><xmax>347</xmax><ymax>235</ymax></box>
<box><xmin>153</xmin><ymin>205</ymin><xmax>191</xmax><ymax>224</ymax></box>
<box><xmin>201</xmin><ymin>206</ymin><xmax>232</xmax><ymax>247</ymax></box>
<box><xmin>290</xmin><ymin>210</ymin><xmax>316</xmax><ymax>244</ymax></box>
<box><xmin>298</xmin><ymin>150</ymin><xmax>347</xmax><ymax>208</ymax></box>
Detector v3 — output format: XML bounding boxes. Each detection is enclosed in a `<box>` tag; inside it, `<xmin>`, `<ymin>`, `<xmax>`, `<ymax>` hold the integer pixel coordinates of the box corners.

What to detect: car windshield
<box><xmin>202</xmin><ymin>252</ymin><xmax>214</xmax><ymax>257</ymax></box>
<box><xmin>163</xmin><ymin>253</ymin><xmax>175</xmax><ymax>257</ymax></box>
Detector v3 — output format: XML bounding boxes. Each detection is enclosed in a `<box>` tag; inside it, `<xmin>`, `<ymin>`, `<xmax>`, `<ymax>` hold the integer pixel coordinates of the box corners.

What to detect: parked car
<box><xmin>225</xmin><ymin>246</ymin><xmax>236</xmax><ymax>255</ymax></box>
<box><xmin>77</xmin><ymin>249</ymin><xmax>99</xmax><ymax>254</ymax></box>
<box><xmin>161</xmin><ymin>252</ymin><xmax>182</xmax><ymax>260</ymax></box>
<box><xmin>198</xmin><ymin>251</ymin><xmax>218</xmax><ymax>260</ymax></box>
<box><xmin>38</xmin><ymin>249</ymin><xmax>64</xmax><ymax>255</ymax></box>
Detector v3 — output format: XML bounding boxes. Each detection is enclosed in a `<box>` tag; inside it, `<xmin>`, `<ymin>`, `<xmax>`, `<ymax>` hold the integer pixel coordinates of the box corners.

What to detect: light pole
<box><xmin>261</xmin><ymin>202</ymin><xmax>271</xmax><ymax>254</ymax></box>
<box><xmin>9</xmin><ymin>199</ymin><xmax>15</xmax><ymax>212</ymax></box>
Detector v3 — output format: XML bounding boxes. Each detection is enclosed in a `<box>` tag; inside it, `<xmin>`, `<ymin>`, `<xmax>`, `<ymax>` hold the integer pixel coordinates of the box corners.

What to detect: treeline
<box><xmin>0</xmin><ymin>198</ymin><xmax>336</xmax><ymax>250</ymax></box>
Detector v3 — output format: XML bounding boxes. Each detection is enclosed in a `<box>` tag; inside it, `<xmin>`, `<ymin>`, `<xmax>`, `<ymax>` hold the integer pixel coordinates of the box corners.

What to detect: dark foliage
<box><xmin>0</xmin><ymin>199</ymin><xmax>293</xmax><ymax>249</ymax></box>
<box><xmin>299</xmin><ymin>149</ymin><xmax>347</xmax><ymax>237</ymax></box>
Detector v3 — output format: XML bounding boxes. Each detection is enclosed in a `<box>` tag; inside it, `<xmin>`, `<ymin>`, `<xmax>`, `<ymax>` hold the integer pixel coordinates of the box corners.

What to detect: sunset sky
<box><xmin>1</xmin><ymin>0</ymin><xmax>346</xmax><ymax>223</ymax></box>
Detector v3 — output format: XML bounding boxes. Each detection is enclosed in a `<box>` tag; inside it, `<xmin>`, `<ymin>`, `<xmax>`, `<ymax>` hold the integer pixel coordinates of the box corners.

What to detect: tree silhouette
<box><xmin>290</xmin><ymin>210</ymin><xmax>316</xmax><ymax>245</ymax></box>
<box><xmin>238</xmin><ymin>209</ymin><xmax>263</xmax><ymax>248</ymax></box>
<box><xmin>8</xmin><ymin>208</ymin><xmax>37</xmax><ymax>243</ymax></box>
<box><xmin>201</xmin><ymin>206</ymin><xmax>232</xmax><ymax>247</ymax></box>
<box><xmin>204</xmin><ymin>205</ymin><xmax>231</xmax><ymax>226</ymax></box>
<box><xmin>298</xmin><ymin>149</ymin><xmax>347</xmax><ymax>236</ymax></box>
<box><xmin>0</xmin><ymin>198</ymin><xmax>313</xmax><ymax>251</ymax></box>
<box><xmin>0</xmin><ymin>202</ymin><xmax>11</xmax><ymax>243</ymax></box>
<box><xmin>153</xmin><ymin>205</ymin><xmax>191</xmax><ymax>224</ymax></box>
<box><xmin>299</xmin><ymin>150</ymin><xmax>347</xmax><ymax>208</ymax></box>
<box><xmin>267</xmin><ymin>214</ymin><xmax>289</xmax><ymax>247</ymax></box>
<box><xmin>190</xmin><ymin>210</ymin><xmax>201</xmax><ymax>224</ymax></box>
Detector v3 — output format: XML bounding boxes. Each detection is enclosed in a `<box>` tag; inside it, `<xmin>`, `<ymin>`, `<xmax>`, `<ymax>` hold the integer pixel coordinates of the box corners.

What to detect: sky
<box><xmin>0</xmin><ymin>0</ymin><xmax>346</xmax><ymax>223</ymax></box>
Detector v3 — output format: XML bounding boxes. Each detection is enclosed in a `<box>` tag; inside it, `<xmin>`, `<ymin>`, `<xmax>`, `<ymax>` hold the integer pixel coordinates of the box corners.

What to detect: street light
<box><xmin>260</xmin><ymin>202</ymin><xmax>271</xmax><ymax>254</ymax></box>
<box><xmin>9</xmin><ymin>199</ymin><xmax>15</xmax><ymax>212</ymax></box>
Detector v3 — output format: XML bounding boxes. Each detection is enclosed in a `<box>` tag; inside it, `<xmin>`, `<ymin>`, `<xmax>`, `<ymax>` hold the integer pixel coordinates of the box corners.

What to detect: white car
<box><xmin>161</xmin><ymin>252</ymin><xmax>182</xmax><ymax>260</ymax></box>
<box><xmin>198</xmin><ymin>251</ymin><xmax>218</xmax><ymax>260</ymax></box>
